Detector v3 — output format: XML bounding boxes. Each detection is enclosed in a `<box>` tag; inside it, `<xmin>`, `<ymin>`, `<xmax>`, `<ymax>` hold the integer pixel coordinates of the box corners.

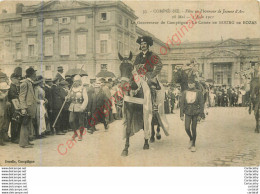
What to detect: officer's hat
<box><xmin>136</xmin><ymin>36</ymin><xmax>153</xmax><ymax>46</ymax></box>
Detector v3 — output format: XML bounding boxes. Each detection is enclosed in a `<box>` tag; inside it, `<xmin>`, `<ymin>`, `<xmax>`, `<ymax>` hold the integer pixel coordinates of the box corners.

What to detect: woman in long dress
<box><xmin>34</xmin><ymin>76</ymin><xmax>48</xmax><ymax>138</ymax></box>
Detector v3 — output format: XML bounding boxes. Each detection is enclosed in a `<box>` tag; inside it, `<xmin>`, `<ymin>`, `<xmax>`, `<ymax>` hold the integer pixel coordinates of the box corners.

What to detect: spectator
<box><xmin>19</xmin><ymin>67</ymin><xmax>37</xmax><ymax>148</ymax></box>
<box><xmin>0</xmin><ymin>82</ymin><xmax>10</xmax><ymax>146</ymax></box>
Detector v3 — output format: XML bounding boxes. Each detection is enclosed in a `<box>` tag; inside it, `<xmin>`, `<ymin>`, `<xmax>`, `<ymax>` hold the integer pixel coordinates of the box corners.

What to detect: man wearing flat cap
<box><xmin>55</xmin><ymin>66</ymin><xmax>65</xmax><ymax>83</ymax></box>
<box><xmin>19</xmin><ymin>67</ymin><xmax>37</xmax><ymax>148</ymax></box>
<box><xmin>134</xmin><ymin>36</ymin><xmax>163</xmax><ymax>110</ymax></box>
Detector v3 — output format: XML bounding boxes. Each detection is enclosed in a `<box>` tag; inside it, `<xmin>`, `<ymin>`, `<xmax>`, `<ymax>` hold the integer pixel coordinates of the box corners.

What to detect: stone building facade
<box><xmin>0</xmin><ymin>1</ymin><xmax>164</xmax><ymax>79</ymax></box>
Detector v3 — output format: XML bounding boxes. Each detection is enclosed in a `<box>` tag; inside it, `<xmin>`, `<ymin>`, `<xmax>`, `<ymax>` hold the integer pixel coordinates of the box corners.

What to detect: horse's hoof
<box><xmin>143</xmin><ymin>144</ymin><xmax>149</xmax><ymax>150</ymax></box>
<box><xmin>156</xmin><ymin>133</ymin><xmax>161</xmax><ymax>140</ymax></box>
<box><xmin>121</xmin><ymin>150</ymin><xmax>128</xmax><ymax>157</ymax></box>
<box><xmin>150</xmin><ymin>137</ymin><xmax>155</xmax><ymax>143</ymax></box>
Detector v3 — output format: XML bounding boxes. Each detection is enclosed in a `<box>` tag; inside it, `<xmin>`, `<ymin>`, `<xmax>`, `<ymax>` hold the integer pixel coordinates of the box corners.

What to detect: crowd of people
<box><xmin>208</xmin><ymin>85</ymin><xmax>249</xmax><ymax>107</ymax></box>
<box><xmin>0</xmin><ymin>66</ymin><xmax>124</xmax><ymax>148</ymax></box>
<box><xmin>162</xmin><ymin>83</ymin><xmax>249</xmax><ymax>114</ymax></box>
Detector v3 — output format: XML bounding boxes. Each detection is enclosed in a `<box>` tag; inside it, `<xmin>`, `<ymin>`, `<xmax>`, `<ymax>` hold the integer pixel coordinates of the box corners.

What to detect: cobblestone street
<box><xmin>0</xmin><ymin>107</ymin><xmax>258</xmax><ymax>166</ymax></box>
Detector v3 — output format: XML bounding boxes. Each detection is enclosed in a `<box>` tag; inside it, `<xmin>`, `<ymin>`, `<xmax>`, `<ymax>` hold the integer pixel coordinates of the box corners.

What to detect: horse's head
<box><xmin>118</xmin><ymin>51</ymin><xmax>138</xmax><ymax>91</ymax></box>
<box><xmin>118</xmin><ymin>52</ymin><xmax>133</xmax><ymax>82</ymax></box>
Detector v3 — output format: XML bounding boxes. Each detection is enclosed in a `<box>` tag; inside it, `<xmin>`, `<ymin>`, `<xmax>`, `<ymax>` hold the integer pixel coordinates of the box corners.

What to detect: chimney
<box><xmin>16</xmin><ymin>3</ymin><xmax>24</xmax><ymax>13</ymax></box>
<box><xmin>2</xmin><ymin>9</ymin><xmax>7</xmax><ymax>14</ymax></box>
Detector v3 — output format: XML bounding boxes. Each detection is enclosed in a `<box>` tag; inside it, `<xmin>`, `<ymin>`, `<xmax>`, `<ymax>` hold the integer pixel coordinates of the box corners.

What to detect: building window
<box><xmin>101</xmin><ymin>13</ymin><xmax>107</xmax><ymax>21</ymax></box>
<box><xmin>77</xmin><ymin>34</ymin><xmax>87</xmax><ymax>55</ymax></box>
<box><xmin>59</xmin><ymin>17</ymin><xmax>70</xmax><ymax>24</ymax></box>
<box><xmin>29</xmin><ymin>19</ymin><xmax>34</xmax><ymax>26</ymax></box>
<box><xmin>213</xmin><ymin>63</ymin><xmax>232</xmax><ymax>85</ymax></box>
<box><xmin>60</xmin><ymin>35</ymin><xmax>70</xmax><ymax>56</ymax></box>
<box><xmin>16</xmin><ymin>48</ymin><xmax>21</xmax><ymax>60</ymax></box>
<box><xmin>100</xmin><ymin>40</ymin><xmax>107</xmax><ymax>53</ymax></box>
<box><xmin>44</xmin><ymin>37</ymin><xmax>53</xmax><ymax>56</ymax></box>
<box><xmin>26</xmin><ymin>18</ymin><xmax>36</xmax><ymax>27</ymax></box>
<box><xmin>45</xmin><ymin>65</ymin><xmax>51</xmax><ymax>71</ymax></box>
<box><xmin>45</xmin><ymin>19</ymin><xmax>53</xmax><ymax>26</ymax></box>
<box><xmin>125</xmin><ymin>18</ymin><xmax>129</xmax><ymax>28</ymax></box>
<box><xmin>28</xmin><ymin>45</ymin><xmax>34</xmax><ymax>57</ymax></box>
<box><xmin>77</xmin><ymin>16</ymin><xmax>86</xmax><ymax>23</ymax></box>
<box><xmin>101</xmin><ymin>64</ymin><xmax>107</xmax><ymax>71</ymax></box>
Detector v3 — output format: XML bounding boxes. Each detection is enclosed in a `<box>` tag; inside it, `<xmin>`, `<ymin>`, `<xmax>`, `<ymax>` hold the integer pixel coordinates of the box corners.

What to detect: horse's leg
<box><xmin>121</xmin><ymin>103</ymin><xmax>132</xmax><ymax>156</ymax></box>
<box><xmin>143</xmin><ymin>139</ymin><xmax>149</xmax><ymax>150</ymax></box>
<box><xmin>150</xmin><ymin>118</ymin><xmax>155</xmax><ymax>143</ymax></box>
<box><xmin>255</xmin><ymin>110</ymin><xmax>259</xmax><ymax>133</ymax></box>
<box><xmin>156</xmin><ymin>124</ymin><xmax>161</xmax><ymax>140</ymax></box>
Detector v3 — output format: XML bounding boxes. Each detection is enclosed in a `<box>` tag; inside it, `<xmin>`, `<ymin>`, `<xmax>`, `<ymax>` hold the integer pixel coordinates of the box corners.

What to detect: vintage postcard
<box><xmin>0</xmin><ymin>0</ymin><xmax>259</xmax><ymax>166</ymax></box>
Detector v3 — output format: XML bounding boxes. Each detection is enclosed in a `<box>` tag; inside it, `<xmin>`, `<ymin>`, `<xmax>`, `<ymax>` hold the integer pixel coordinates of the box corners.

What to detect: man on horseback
<box><xmin>133</xmin><ymin>36</ymin><xmax>163</xmax><ymax>111</ymax></box>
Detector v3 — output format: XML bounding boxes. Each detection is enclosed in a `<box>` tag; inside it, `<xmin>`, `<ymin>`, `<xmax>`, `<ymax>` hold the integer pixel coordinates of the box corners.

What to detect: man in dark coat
<box><xmin>45</xmin><ymin>78</ymin><xmax>54</xmax><ymax>134</ymax></box>
<box><xmin>51</xmin><ymin>78</ymin><xmax>66</xmax><ymax>135</ymax></box>
<box><xmin>55</xmin><ymin>66</ymin><xmax>65</xmax><ymax>82</ymax></box>
<box><xmin>8</xmin><ymin>73</ymin><xmax>21</xmax><ymax>143</ymax></box>
<box><xmin>85</xmin><ymin>81</ymin><xmax>97</xmax><ymax>134</ymax></box>
<box><xmin>180</xmin><ymin>78</ymin><xmax>204</xmax><ymax>152</ymax></box>
<box><xmin>133</xmin><ymin>36</ymin><xmax>163</xmax><ymax>110</ymax></box>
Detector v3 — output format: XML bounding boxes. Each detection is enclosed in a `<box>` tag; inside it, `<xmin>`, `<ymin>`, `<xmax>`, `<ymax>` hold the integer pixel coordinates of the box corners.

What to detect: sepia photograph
<box><xmin>0</xmin><ymin>0</ymin><xmax>259</xmax><ymax>166</ymax></box>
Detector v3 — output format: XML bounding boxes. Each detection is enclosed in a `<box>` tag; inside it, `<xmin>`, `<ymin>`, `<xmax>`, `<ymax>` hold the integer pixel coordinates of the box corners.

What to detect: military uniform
<box><xmin>68</xmin><ymin>77</ymin><xmax>88</xmax><ymax>140</ymax></box>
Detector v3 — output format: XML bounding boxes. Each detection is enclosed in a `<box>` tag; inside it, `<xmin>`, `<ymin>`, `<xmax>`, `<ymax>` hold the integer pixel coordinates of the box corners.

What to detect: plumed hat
<box><xmin>136</xmin><ymin>36</ymin><xmax>153</xmax><ymax>46</ymax></box>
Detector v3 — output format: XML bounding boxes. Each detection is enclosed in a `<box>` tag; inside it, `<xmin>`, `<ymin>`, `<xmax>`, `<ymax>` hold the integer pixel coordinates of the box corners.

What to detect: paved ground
<box><xmin>0</xmin><ymin>107</ymin><xmax>258</xmax><ymax>166</ymax></box>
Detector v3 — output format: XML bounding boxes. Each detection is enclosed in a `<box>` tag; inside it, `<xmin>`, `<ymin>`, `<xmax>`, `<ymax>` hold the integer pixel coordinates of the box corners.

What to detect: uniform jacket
<box><xmin>180</xmin><ymin>88</ymin><xmax>204</xmax><ymax>117</ymax></box>
<box><xmin>68</xmin><ymin>86</ymin><xmax>88</xmax><ymax>112</ymax></box>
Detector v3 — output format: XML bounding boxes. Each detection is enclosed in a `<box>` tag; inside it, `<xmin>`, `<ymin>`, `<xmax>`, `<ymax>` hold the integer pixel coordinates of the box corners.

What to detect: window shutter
<box><xmin>59</xmin><ymin>18</ymin><xmax>62</xmax><ymax>24</ymax></box>
<box><xmin>60</xmin><ymin>35</ymin><xmax>70</xmax><ymax>55</ymax></box>
<box><xmin>25</xmin><ymin>19</ymin><xmax>29</xmax><ymax>27</ymax></box>
<box><xmin>24</xmin><ymin>45</ymin><xmax>28</xmax><ymax>57</ymax></box>
<box><xmin>77</xmin><ymin>34</ymin><xmax>86</xmax><ymax>55</ymax></box>
<box><xmin>67</xmin><ymin>17</ymin><xmax>71</xmax><ymax>24</ymax></box>
<box><xmin>107</xmin><ymin>39</ymin><xmax>111</xmax><ymax>53</ymax></box>
<box><xmin>96</xmin><ymin>40</ymin><xmax>100</xmax><ymax>53</ymax></box>
<box><xmin>45</xmin><ymin>37</ymin><xmax>53</xmax><ymax>56</ymax></box>
<box><xmin>107</xmin><ymin>12</ymin><xmax>111</xmax><ymax>21</ymax></box>
<box><xmin>34</xmin><ymin>43</ymin><xmax>38</xmax><ymax>56</ymax></box>
<box><xmin>32</xmin><ymin>18</ymin><xmax>36</xmax><ymax>26</ymax></box>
